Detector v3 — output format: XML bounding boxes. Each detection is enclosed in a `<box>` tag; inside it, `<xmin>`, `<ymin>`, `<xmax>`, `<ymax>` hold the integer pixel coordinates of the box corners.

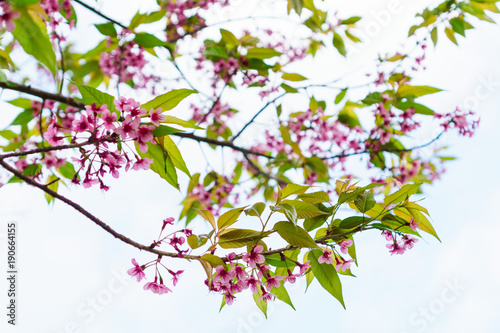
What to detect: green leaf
<box><xmin>276</xmin><ymin>203</ymin><xmax>298</xmax><ymax>226</ymax></box>
<box><xmin>339</xmin><ymin>216</ymin><xmax>368</xmax><ymax>229</ymax></box>
<box><xmin>12</xmin><ymin>6</ymin><xmax>56</xmax><ymax>75</ymax></box>
<box><xmin>11</xmin><ymin>0</ymin><xmax>41</xmax><ymax>5</ymax></box>
<box><xmin>384</xmin><ymin>183</ymin><xmax>421</xmax><ymax>206</ymax></box>
<box><xmin>136</xmin><ymin>141</ymin><xmax>179</xmax><ymax>189</ymax></box>
<box><xmin>280</xmin><ymin>200</ymin><xmax>330</xmax><ymax>219</ymax></box>
<box><xmin>95</xmin><ymin>23</ymin><xmax>117</xmax><ymax>37</ymax></box>
<box><xmin>200</xmin><ymin>254</ymin><xmax>225</xmax><ymax>268</ymax></box>
<box><xmin>10</xmin><ymin>110</ymin><xmax>33</xmax><ymax>126</ymax></box>
<box><xmin>151</xmin><ymin>125</ymin><xmax>183</xmax><ymax>137</ymax></box>
<box><xmin>354</xmin><ymin>192</ymin><xmax>376</xmax><ymax>213</ymax></box>
<box><xmin>134</xmin><ymin>32</ymin><xmax>167</xmax><ymax>48</ymax></box>
<box><xmin>161</xmin><ymin>136</ymin><xmax>190</xmax><ymax>177</ymax></box>
<box><xmin>220</xmin><ymin>29</ymin><xmax>239</xmax><ymax>46</ymax></box>
<box><xmin>337</xmin><ymin>104</ymin><xmax>360</xmax><ymax>128</ymax></box>
<box><xmin>450</xmin><ymin>17</ymin><xmax>466</xmax><ymax>36</ymax></box>
<box><xmin>203</xmin><ymin>45</ymin><xmax>227</xmax><ymax>60</ymax></box>
<box><xmin>252</xmin><ymin>289</ymin><xmax>267</xmax><ymax>318</ymax></box>
<box><xmin>397</xmin><ymin>85</ymin><xmax>443</xmax><ymax>98</ymax></box>
<box><xmin>44</xmin><ymin>174</ymin><xmax>58</xmax><ymax>204</ymax></box>
<box><xmin>335</xmin><ymin>89</ymin><xmax>347</xmax><ymax>104</ymax></box>
<box><xmin>57</xmin><ymin>162</ymin><xmax>77</xmax><ymax>180</ymax></box>
<box><xmin>218</xmin><ymin>228</ymin><xmax>270</xmax><ymax>249</ymax></box>
<box><xmin>244</xmin><ymin>202</ymin><xmax>266</xmax><ymax>217</ymax></box>
<box><xmin>273</xmin><ymin>221</ymin><xmax>319</xmax><ymax>249</ymax></box>
<box><xmin>333</xmin><ymin>32</ymin><xmax>346</xmax><ymax>57</ymax></box>
<box><xmin>444</xmin><ymin>27</ymin><xmax>458</xmax><ymax>45</ymax></box>
<box><xmin>431</xmin><ymin>27</ymin><xmax>438</xmax><ymax>46</ymax></box>
<box><xmin>246</xmin><ymin>47</ymin><xmax>282</xmax><ymax>60</ymax></box>
<box><xmin>282</xmin><ymin>73</ymin><xmax>307</xmax><ymax>81</ymax></box>
<box><xmin>304</xmin><ymin>214</ymin><xmax>329</xmax><ymax>231</ymax></box>
<box><xmin>298</xmin><ymin>191</ymin><xmax>330</xmax><ymax>204</ymax></box>
<box><xmin>142</xmin><ymin>89</ymin><xmax>196</xmax><ymax>111</ymax></box>
<box><xmin>280</xmin><ymin>184</ymin><xmax>310</xmax><ymax>199</ymax></box>
<box><xmin>217</xmin><ymin>207</ymin><xmax>246</xmax><ymax>230</ymax></box>
<box><xmin>271</xmin><ymin>283</ymin><xmax>295</xmax><ymax>310</ymax></box>
<box><xmin>197</xmin><ymin>209</ymin><xmax>216</xmax><ymax>230</ymax></box>
<box><xmin>309</xmin><ymin>249</ymin><xmax>345</xmax><ymax>308</ymax></box>
<box><xmin>341</xmin><ymin>16</ymin><xmax>361</xmax><ymax>25</ymax></box>
<box><xmin>362</xmin><ymin>92</ymin><xmax>384</xmax><ymax>105</ymax></box>
<box><xmin>161</xmin><ymin>115</ymin><xmax>202</xmax><ymax>129</ymax></box>
<box><xmin>280</xmin><ymin>83</ymin><xmax>298</xmax><ymax>93</ymax></box>
<box><xmin>75</xmin><ymin>83</ymin><xmax>118</xmax><ymax>114</ymax></box>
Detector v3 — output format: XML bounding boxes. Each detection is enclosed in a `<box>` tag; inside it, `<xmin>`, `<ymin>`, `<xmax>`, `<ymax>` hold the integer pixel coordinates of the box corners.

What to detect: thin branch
<box><xmin>231</xmin><ymin>91</ymin><xmax>287</xmax><ymax>142</ymax></box>
<box><xmin>243</xmin><ymin>154</ymin><xmax>288</xmax><ymax>186</ymax></box>
<box><xmin>73</xmin><ymin>0</ymin><xmax>128</xmax><ymax>30</ymax></box>
<box><xmin>323</xmin><ymin>131</ymin><xmax>445</xmax><ymax>160</ymax></box>
<box><xmin>0</xmin><ymin>140</ymin><xmax>96</xmax><ymax>159</ymax></box>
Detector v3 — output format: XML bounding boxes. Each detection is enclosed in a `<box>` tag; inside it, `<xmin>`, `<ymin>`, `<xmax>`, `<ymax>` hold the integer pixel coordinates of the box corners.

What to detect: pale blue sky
<box><xmin>1</xmin><ymin>1</ymin><xmax>499</xmax><ymax>332</ymax></box>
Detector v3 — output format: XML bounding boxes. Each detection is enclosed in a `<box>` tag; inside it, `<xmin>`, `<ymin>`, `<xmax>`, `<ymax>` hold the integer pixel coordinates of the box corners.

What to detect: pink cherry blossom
<box><xmin>334</xmin><ymin>257</ymin><xmax>355</xmax><ymax>272</ymax></box>
<box><xmin>132</xmin><ymin>158</ymin><xmax>153</xmax><ymax>171</ymax></box>
<box><xmin>149</xmin><ymin>107</ymin><xmax>166</xmax><ymax>126</ymax></box>
<box><xmin>0</xmin><ymin>3</ymin><xmax>20</xmax><ymax>32</ymax></box>
<box><xmin>127</xmin><ymin>258</ymin><xmax>146</xmax><ymax>282</ymax></box>
<box><xmin>265</xmin><ymin>275</ymin><xmax>283</xmax><ymax>291</ymax></box>
<box><xmin>143</xmin><ymin>277</ymin><xmax>171</xmax><ymax>295</ymax></box>
<box><xmin>43</xmin><ymin>117</ymin><xmax>65</xmax><ymax>146</ymax></box>
<box><xmin>115</xmin><ymin>115</ymin><xmax>140</xmax><ymax>140</ymax></box>
<box><xmin>318</xmin><ymin>249</ymin><xmax>334</xmax><ymax>265</ymax></box>
<box><xmin>101</xmin><ymin>108</ymin><xmax>117</xmax><ymax>130</ymax></box>
<box><xmin>338</xmin><ymin>239</ymin><xmax>353</xmax><ymax>254</ymax></box>
<box><xmin>242</xmin><ymin>244</ymin><xmax>265</xmax><ymax>268</ymax></box>
<box><xmin>215</xmin><ymin>265</ymin><xmax>236</xmax><ymax>284</ymax></box>
<box><xmin>242</xmin><ymin>275</ymin><xmax>262</xmax><ymax>293</ymax></box>
<box><xmin>409</xmin><ymin>217</ymin><xmax>418</xmax><ymax>231</ymax></box>
<box><xmin>386</xmin><ymin>241</ymin><xmax>406</xmax><ymax>255</ymax></box>
<box><xmin>258</xmin><ymin>290</ymin><xmax>276</xmax><ymax>302</ymax></box>
<box><xmin>297</xmin><ymin>260</ymin><xmax>311</xmax><ymax>275</ymax></box>
<box><xmin>402</xmin><ymin>235</ymin><xmax>418</xmax><ymax>250</ymax></box>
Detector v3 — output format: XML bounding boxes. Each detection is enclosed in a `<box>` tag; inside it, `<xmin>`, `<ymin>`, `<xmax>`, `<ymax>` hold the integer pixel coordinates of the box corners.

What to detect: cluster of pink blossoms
<box><xmin>126</xmin><ymin>217</ymin><xmax>190</xmax><ymax>294</ymax></box>
<box><xmin>209</xmin><ymin>245</ymin><xmax>311</xmax><ymax>305</ymax></box>
<box><xmin>164</xmin><ymin>0</ymin><xmax>229</xmax><ymax>41</ymax></box>
<box><xmin>435</xmin><ymin>107</ymin><xmax>479</xmax><ymax>137</ymax></box>
<box><xmin>191</xmin><ymin>101</ymin><xmax>234</xmax><ymax>137</ymax></box>
<box><xmin>188</xmin><ymin>176</ymin><xmax>238</xmax><ymax>216</ymax></box>
<box><xmin>99</xmin><ymin>42</ymin><xmax>147</xmax><ymax>84</ymax></box>
<box><xmin>42</xmin><ymin>96</ymin><xmax>172</xmax><ymax>190</ymax></box>
<box><xmin>40</xmin><ymin>0</ymin><xmax>75</xmax><ymax>40</ymax></box>
<box><xmin>0</xmin><ymin>2</ymin><xmax>19</xmax><ymax>32</ymax></box>
<box><xmin>317</xmin><ymin>240</ymin><xmax>355</xmax><ymax>272</ymax></box>
<box><xmin>382</xmin><ymin>228</ymin><xmax>418</xmax><ymax>256</ymax></box>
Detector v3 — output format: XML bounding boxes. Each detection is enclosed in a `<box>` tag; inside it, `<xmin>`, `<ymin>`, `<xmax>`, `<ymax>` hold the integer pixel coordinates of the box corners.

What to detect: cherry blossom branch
<box><xmin>0</xmin><ymin>81</ymin><xmax>85</xmax><ymax>109</ymax></box>
<box><xmin>0</xmin><ymin>81</ymin><xmax>273</xmax><ymax>158</ymax></box>
<box><xmin>0</xmin><ymin>140</ymin><xmax>96</xmax><ymax>159</ymax></box>
<box><xmin>0</xmin><ymin>156</ymin><xmax>198</xmax><ymax>259</ymax></box>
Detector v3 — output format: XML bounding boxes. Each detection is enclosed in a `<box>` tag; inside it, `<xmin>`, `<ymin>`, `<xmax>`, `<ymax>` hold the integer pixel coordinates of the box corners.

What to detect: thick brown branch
<box><xmin>0</xmin><ymin>157</ymin><xmax>199</xmax><ymax>260</ymax></box>
<box><xmin>0</xmin><ymin>81</ymin><xmax>85</xmax><ymax>109</ymax></box>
